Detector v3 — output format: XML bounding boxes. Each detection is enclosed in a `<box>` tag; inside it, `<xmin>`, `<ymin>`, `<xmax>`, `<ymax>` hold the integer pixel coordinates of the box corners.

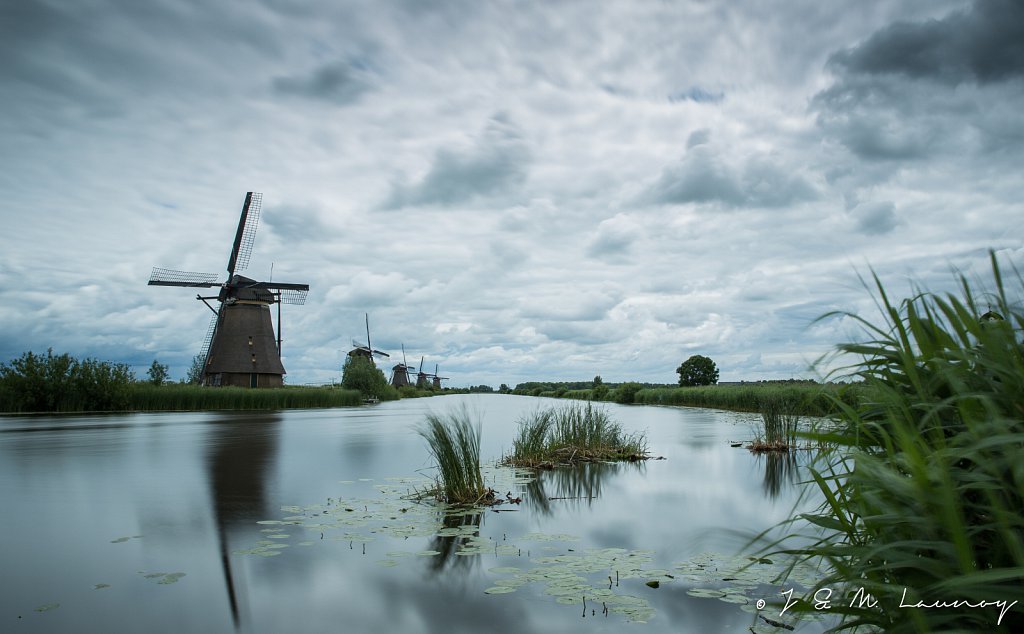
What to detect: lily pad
<box><xmin>157</xmin><ymin>572</ymin><xmax>186</xmax><ymax>585</ymax></box>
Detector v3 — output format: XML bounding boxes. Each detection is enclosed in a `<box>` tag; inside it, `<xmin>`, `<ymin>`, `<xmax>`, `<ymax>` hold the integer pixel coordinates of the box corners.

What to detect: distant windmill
<box><xmin>348</xmin><ymin>313</ymin><xmax>390</xmax><ymax>366</ymax></box>
<box><xmin>415</xmin><ymin>356</ymin><xmax>430</xmax><ymax>389</ymax></box>
<box><xmin>390</xmin><ymin>344</ymin><xmax>413</xmax><ymax>388</ymax></box>
<box><xmin>431</xmin><ymin>363</ymin><xmax>449</xmax><ymax>390</ymax></box>
<box><xmin>148</xmin><ymin>192</ymin><xmax>309</xmax><ymax>388</ymax></box>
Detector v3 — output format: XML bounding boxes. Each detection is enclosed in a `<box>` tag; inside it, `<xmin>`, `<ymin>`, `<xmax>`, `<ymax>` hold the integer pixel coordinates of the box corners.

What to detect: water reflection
<box><xmin>424</xmin><ymin>510</ymin><xmax>482</xmax><ymax>574</ymax></box>
<box><xmin>756</xmin><ymin>451</ymin><xmax>799</xmax><ymax>499</ymax></box>
<box><xmin>525</xmin><ymin>462</ymin><xmax>645</xmax><ymax>515</ymax></box>
<box><xmin>204</xmin><ymin>413</ymin><xmax>281</xmax><ymax>630</ymax></box>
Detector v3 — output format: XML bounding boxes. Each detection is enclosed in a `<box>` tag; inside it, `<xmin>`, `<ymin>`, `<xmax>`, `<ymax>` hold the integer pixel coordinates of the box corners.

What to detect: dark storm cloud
<box><xmin>272</xmin><ymin>60</ymin><xmax>373</xmax><ymax>104</ymax></box>
<box><xmin>644</xmin><ymin>144</ymin><xmax>818</xmax><ymax>209</ymax></box>
<box><xmin>382</xmin><ymin>113</ymin><xmax>531</xmax><ymax>209</ymax></box>
<box><xmin>815</xmin><ymin>0</ymin><xmax>1024</xmax><ymax>162</ymax></box>
<box><xmin>828</xmin><ymin>0</ymin><xmax>1024</xmax><ymax>85</ymax></box>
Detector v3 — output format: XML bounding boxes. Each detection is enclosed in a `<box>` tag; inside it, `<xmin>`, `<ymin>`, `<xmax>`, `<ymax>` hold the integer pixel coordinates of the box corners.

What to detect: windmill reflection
<box><xmin>756</xmin><ymin>451</ymin><xmax>799</xmax><ymax>499</ymax></box>
<box><xmin>204</xmin><ymin>413</ymin><xmax>281</xmax><ymax>630</ymax></box>
<box><xmin>524</xmin><ymin>461</ymin><xmax>644</xmax><ymax>516</ymax></box>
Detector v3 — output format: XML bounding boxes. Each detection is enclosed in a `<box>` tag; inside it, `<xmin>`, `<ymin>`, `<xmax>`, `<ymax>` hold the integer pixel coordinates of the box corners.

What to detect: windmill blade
<box><xmin>371</xmin><ymin>349</ymin><xmax>390</xmax><ymax>359</ymax></box>
<box><xmin>148</xmin><ymin>267</ymin><xmax>220</xmax><ymax>287</ymax></box>
<box><xmin>198</xmin><ymin>310</ymin><xmax>220</xmax><ymax>361</ymax></box>
<box><xmin>278</xmin><ymin>289</ymin><xmax>308</xmax><ymax>305</ymax></box>
<box><xmin>226</xmin><ymin>192</ymin><xmax>262</xmax><ymax>276</ymax></box>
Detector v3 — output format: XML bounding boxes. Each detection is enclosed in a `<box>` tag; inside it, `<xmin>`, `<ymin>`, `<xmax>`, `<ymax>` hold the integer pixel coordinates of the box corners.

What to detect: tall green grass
<box><xmin>418</xmin><ymin>406</ymin><xmax>488</xmax><ymax>505</ymax></box>
<box><xmin>759</xmin><ymin>253</ymin><xmax>1024</xmax><ymax>632</ymax></box>
<box><xmin>127</xmin><ymin>384</ymin><xmax>362</xmax><ymax>410</ymax></box>
<box><xmin>504</xmin><ymin>402</ymin><xmax>648</xmax><ymax>467</ymax></box>
<box><xmin>634</xmin><ymin>383</ymin><xmax>858</xmax><ymax>415</ymax></box>
<box><xmin>750</xmin><ymin>394</ymin><xmax>802</xmax><ymax>451</ymax></box>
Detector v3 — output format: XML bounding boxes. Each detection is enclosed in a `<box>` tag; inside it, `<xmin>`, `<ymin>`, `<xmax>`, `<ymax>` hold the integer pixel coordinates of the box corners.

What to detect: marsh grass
<box><xmin>418</xmin><ymin>406</ymin><xmax>489</xmax><ymax>505</ymax></box>
<box><xmin>127</xmin><ymin>384</ymin><xmax>362</xmax><ymax>411</ymax></box>
<box><xmin>634</xmin><ymin>383</ymin><xmax>859</xmax><ymax>416</ymax></box>
<box><xmin>504</xmin><ymin>402</ymin><xmax>648</xmax><ymax>467</ymax></box>
<box><xmin>755</xmin><ymin>253</ymin><xmax>1024</xmax><ymax>632</ymax></box>
<box><xmin>749</xmin><ymin>394</ymin><xmax>802</xmax><ymax>452</ymax></box>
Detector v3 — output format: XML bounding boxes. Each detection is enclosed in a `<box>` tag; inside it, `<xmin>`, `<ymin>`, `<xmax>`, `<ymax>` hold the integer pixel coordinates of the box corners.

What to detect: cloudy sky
<box><xmin>2</xmin><ymin>0</ymin><xmax>1022</xmax><ymax>387</ymax></box>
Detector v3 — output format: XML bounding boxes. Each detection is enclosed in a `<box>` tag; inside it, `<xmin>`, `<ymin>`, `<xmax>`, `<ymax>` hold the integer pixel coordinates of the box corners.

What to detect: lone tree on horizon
<box><xmin>677</xmin><ymin>355</ymin><xmax>719</xmax><ymax>387</ymax></box>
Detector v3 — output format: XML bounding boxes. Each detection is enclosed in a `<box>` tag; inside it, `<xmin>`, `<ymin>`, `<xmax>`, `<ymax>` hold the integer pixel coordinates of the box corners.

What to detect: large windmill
<box><xmin>148</xmin><ymin>192</ymin><xmax>309</xmax><ymax>388</ymax></box>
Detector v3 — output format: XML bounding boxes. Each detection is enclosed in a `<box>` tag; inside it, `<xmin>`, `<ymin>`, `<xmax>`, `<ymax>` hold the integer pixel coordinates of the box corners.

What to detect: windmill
<box><xmin>415</xmin><ymin>356</ymin><xmax>431</xmax><ymax>389</ymax></box>
<box><xmin>148</xmin><ymin>192</ymin><xmax>309</xmax><ymax>388</ymax></box>
<box><xmin>390</xmin><ymin>344</ymin><xmax>413</xmax><ymax>388</ymax></box>
<box><xmin>431</xmin><ymin>363</ymin><xmax>449</xmax><ymax>390</ymax></box>
<box><xmin>348</xmin><ymin>313</ymin><xmax>390</xmax><ymax>366</ymax></box>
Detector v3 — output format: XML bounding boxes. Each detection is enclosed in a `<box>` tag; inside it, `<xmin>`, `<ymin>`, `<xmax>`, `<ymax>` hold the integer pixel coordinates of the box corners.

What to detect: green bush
<box><xmin>0</xmin><ymin>349</ymin><xmax>134</xmax><ymax>412</ymax></box>
<box><xmin>340</xmin><ymin>355</ymin><xmax>397</xmax><ymax>400</ymax></box>
<box><xmin>613</xmin><ymin>381</ymin><xmax>643</xmax><ymax>404</ymax></box>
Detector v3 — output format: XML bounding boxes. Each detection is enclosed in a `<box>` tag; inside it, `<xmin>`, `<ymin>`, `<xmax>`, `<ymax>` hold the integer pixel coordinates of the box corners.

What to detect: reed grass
<box><xmin>634</xmin><ymin>383</ymin><xmax>857</xmax><ymax>415</ymax></box>
<box><xmin>418</xmin><ymin>405</ymin><xmax>489</xmax><ymax>505</ymax></box>
<box><xmin>504</xmin><ymin>402</ymin><xmax>648</xmax><ymax>467</ymax></box>
<box><xmin>127</xmin><ymin>384</ymin><xmax>362</xmax><ymax>410</ymax></box>
<box><xmin>749</xmin><ymin>394</ymin><xmax>801</xmax><ymax>451</ymax></box>
<box><xmin>756</xmin><ymin>253</ymin><xmax>1024</xmax><ymax>632</ymax></box>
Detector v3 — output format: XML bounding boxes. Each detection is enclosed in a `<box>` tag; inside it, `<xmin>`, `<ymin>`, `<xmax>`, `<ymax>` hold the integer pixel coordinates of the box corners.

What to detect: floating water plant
<box><xmin>503</xmin><ymin>403</ymin><xmax>649</xmax><ymax>468</ymax></box>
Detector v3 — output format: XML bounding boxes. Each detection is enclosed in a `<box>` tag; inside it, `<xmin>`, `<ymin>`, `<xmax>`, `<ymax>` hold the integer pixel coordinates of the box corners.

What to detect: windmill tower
<box><xmin>415</xmin><ymin>356</ymin><xmax>430</xmax><ymax>389</ymax></box>
<box><xmin>348</xmin><ymin>313</ymin><xmax>390</xmax><ymax>366</ymax></box>
<box><xmin>390</xmin><ymin>344</ymin><xmax>413</xmax><ymax>388</ymax></box>
<box><xmin>148</xmin><ymin>192</ymin><xmax>309</xmax><ymax>388</ymax></box>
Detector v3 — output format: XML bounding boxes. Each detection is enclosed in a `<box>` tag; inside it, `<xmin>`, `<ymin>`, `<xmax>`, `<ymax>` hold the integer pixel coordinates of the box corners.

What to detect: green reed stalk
<box><xmin>755</xmin><ymin>252</ymin><xmax>1024</xmax><ymax>632</ymax></box>
<box><xmin>418</xmin><ymin>405</ymin><xmax>486</xmax><ymax>504</ymax></box>
<box><xmin>505</xmin><ymin>402</ymin><xmax>648</xmax><ymax>466</ymax></box>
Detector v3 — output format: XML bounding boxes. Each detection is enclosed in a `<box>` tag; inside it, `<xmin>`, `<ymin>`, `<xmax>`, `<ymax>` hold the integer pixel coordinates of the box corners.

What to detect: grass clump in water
<box><xmin>418</xmin><ymin>405</ymin><xmax>491</xmax><ymax>505</ymax></box>
<box><xmin>749</xmin><ymin>394</ymin><xmax>801</xmax><ymax>452</ymax></box>
<box><xmin>757</xmin><ymin>252</ymin><xmax>1024</xmax><ymax>632</ymax></box>
<box><xmin>504</xmin><ymin>402</ymin><xmax>648</xmax><ymax>468</ymax></box>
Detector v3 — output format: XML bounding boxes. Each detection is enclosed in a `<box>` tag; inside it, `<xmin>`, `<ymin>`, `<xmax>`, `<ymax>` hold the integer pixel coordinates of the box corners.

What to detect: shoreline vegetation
<box><xmin>756</xmin><ymin>253</ymin><xmax>1024</xmax><ymax>632</ymax></box>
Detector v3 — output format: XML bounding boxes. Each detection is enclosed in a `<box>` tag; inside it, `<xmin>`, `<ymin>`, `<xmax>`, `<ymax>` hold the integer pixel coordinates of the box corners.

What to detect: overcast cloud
<box><xmin>1</xmin><ymin>0</ymin><xmax>1021</xmax><ymax>387</ymax></box>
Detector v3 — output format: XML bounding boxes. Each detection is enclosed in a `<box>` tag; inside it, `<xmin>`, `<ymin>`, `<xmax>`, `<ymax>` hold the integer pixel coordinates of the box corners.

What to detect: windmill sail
<box><xmin>226</xmin><ymin>192</ymin><xmax>262</xmax><ymax>276</ymax></box>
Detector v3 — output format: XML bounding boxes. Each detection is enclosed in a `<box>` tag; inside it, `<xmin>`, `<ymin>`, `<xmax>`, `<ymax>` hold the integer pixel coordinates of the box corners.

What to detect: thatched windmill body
<box><xmin>148</xmin><ymin>192</ymin><xmax>309</xmax><ymax>388</ymax></box>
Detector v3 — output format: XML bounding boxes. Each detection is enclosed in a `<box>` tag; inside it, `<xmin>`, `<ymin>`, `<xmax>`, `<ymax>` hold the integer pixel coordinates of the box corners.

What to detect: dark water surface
<box><xmin>1</xmin><ymin>394</ymin><xmax>829</xmax><ymax>633</ymax></box>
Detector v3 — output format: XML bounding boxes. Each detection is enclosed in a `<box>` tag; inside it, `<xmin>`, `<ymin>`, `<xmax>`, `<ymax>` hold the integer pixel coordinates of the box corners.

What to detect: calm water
<box><xmin>0</xmin><ymin>394</ymin><xmax>828</xmax><ymax>633</ymax></box>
